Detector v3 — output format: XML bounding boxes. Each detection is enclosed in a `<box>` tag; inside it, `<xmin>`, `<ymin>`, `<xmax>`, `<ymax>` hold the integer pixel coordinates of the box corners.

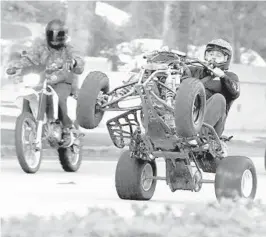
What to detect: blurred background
<box><xmin>1</xmin><ymin>0</ymin><xmax>266</xmax><ymax>134</ymax></box>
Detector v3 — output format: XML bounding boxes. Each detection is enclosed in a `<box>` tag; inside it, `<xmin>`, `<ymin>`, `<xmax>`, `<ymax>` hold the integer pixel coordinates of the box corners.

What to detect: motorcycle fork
<box><xmin>35</xmin><ymin>92</ymin><xmax>47</xmax><ymax>150</ymax></box>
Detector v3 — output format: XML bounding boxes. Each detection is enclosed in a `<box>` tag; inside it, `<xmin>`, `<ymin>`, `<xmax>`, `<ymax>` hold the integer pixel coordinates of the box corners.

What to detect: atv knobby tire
<box><xmin>215</xmin><ymin>156</ymin><xmax>257</xmax><ymax>202</ymax></box>
<box><xmin>76</xmin><ymin>71</ymin><xmax>109</xmax><ymax>129</ymax></box>
<box><xmin>115</xmin><ymin>150</ymin><xmax>157</xmax><ymax>200</ymax></box>
<box><xmin>174</xmin><ymin>78</ymin><xmax>206</xmax><ymax>137</ymax></box>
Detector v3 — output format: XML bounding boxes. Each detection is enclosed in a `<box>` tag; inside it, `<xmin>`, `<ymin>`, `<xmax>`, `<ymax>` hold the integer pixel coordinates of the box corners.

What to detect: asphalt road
<box><xmin>1</xmin><ymin>156</ymin><xmax>266</xmax><ymax>218</ymax></box>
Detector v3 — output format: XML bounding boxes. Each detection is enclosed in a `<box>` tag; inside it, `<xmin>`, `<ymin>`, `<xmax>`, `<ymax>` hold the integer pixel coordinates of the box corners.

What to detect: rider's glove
<box><xmin>66</xmin><ymin>58</ymin><xmax>77</xmax><ymax>71</ymax></box>
<box><xmin>212</xmin><ymin>67</ymin><xmax>225</xmax><ymax>78</ymax></box>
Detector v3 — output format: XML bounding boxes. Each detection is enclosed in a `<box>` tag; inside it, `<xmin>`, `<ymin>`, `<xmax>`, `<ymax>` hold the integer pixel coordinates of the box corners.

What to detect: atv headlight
<box><xmin>23</xmin><ymin>73</ymin><xmax>40</xmax><ymax>88</ymax></box>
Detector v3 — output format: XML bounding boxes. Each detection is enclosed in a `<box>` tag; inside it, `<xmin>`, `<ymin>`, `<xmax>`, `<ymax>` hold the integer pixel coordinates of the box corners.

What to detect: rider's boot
<box><xmin>60</xmin><ymin>126</ymin><xmax>82</xmax><ymax>147</ymax></box>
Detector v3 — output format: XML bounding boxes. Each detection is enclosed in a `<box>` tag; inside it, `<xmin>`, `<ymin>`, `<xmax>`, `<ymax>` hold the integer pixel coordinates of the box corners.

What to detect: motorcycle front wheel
<box><xmin>15</xmin><ymin>112</ymin><xmax>42</xmax><ymax>173</ymax></box>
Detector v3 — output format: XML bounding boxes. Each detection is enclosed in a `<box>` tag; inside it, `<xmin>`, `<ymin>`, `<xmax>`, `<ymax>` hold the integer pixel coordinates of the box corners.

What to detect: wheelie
<box><xmin>77</xmin><ymin>39</ymin><xmax>257</xmax><ymax>202</ymax></box>
<box><xmin>6</xmin><ymin>19</ymin><xmax>85</xmax><ymax>173</ymax></box>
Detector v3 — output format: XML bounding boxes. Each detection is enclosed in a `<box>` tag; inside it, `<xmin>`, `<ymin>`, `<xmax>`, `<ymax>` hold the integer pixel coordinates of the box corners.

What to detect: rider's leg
<box><xmin>204</xmin><ymin>93</ymin><xmax>226</xmax><ymax>137</ymax></box>
<box><xmin>203</xmin><ymin>93</ymin><xmax>228</xmax><ymax>157</ymax></box>
<box><xmin>53</xmin><ymin>82</ymin><xmax>78</xmax><ymax>146</ymax></box>
<box><xmin>53</xmin><ymin>83</ymin><xmax>73</xmax><ymax>128</ymax></box>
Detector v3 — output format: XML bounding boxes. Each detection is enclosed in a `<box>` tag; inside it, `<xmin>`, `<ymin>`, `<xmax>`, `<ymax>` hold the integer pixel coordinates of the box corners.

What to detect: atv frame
<box><xmin>77</xmin><ymin>50</ymin><xmax>257</xmax><ymax>202</ymax></box>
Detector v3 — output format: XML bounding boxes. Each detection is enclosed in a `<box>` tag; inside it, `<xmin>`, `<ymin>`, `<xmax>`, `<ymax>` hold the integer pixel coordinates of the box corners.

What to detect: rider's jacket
<box><xmin>7</xmin><ymin>37</ymin><xmax>85</xmax><ymax>87</ymax></box>
<box><xmin>181</xmin><ymin>65</ymin><xmax>240</xmax><ymax>114</ymax></box>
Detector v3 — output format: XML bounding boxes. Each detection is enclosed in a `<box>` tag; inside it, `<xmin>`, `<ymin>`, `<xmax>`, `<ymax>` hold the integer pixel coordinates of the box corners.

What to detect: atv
<box><xmin>76</xmin><ymin>50</ymin><xmax>257</xmax><ymax>202</ymax></box>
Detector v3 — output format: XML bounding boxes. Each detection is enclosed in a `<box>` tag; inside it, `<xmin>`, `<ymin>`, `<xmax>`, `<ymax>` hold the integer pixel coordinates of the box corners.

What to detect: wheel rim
<box><xmin>141</xmin><ymin>163</ymin><xmax>154</xmax><ymax>191</ymax></box>
<box><xmin>241</xmin><ymin>169</ymin><xmax>253</xmax><ymax>198</ymax></box>
<box><xmin>22</xmin><ymin>118</ymin><xmax>40</xmax><ymax>169</ymax></box>
<box><xmin>193</xmin><ymin>171</ymin><xmax>202</xmax><ymax>192</ymax></box>
<box><xmin>192</xmin><ymin>94</ymin><xmax>202</xmax><ymax>125</ymax></box>
<box><xmin>95</xmin><ymin>91</ymin><xmax>106</xmax><ymax>119</ymax></box>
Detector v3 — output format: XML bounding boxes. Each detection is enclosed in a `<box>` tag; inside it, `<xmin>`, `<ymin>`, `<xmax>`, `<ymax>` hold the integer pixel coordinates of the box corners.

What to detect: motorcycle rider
<box><xmin>7</xmin><ymin>19</ymin><xmax>85</xmax><ymax>146</ymax></box>
<box><xmin>181</xmin><ymin>39</ymin><xmax>240</xmax><ymax>156</ymax></box>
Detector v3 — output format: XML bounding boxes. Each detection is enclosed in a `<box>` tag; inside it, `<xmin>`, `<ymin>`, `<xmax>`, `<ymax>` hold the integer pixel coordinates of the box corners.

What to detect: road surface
<box><xmin>1</xmin><ymin>156</ymin><xmax>266</xmax><ymax>218</ymax></box>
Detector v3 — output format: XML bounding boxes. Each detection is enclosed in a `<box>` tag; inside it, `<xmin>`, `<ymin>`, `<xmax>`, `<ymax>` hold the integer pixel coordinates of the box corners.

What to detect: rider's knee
<box><xmin>210</xmin><ymin>93</ymin><xmax>226</xmax><ymax>111</ymax></box>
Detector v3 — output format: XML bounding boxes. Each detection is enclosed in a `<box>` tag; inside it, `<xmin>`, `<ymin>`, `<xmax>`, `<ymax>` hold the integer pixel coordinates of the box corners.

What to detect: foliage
<box><xmin>2</xmin><ymin>200</ymin><xmax>266</xmax><ymax>237</ymax></box>
<box><xmin>1</xmin><ymin>1</ymin><xmax>266</xmax><ymax>60</ymax></box>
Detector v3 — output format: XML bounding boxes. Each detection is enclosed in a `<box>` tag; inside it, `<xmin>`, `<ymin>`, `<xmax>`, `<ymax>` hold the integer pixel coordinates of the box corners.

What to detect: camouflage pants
<box><xmin>47</xmin><ymin>82</ymin><xmax>73</xmax><ymax>128</ymax></box>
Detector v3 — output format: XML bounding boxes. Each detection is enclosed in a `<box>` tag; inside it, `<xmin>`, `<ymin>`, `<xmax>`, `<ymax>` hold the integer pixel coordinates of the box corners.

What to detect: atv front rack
<box><xmin>106</xmin><ymin>109</ymin><xmax>140</xmax><ymax>148</ymax></box>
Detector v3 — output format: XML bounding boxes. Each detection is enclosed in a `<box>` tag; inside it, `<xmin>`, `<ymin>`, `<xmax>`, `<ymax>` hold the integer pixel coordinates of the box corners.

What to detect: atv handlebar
<box><xmin>183</xmin><ymin>58</ymin><xmax>221</xmax><ymax>77</ymax></box>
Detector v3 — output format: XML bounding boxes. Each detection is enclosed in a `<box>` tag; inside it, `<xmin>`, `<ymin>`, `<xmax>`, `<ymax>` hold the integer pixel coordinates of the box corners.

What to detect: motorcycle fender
<box><xmin>15</xmin><ymin>88</ymin><xmax>39</xmax><ymax>119</ymax></box>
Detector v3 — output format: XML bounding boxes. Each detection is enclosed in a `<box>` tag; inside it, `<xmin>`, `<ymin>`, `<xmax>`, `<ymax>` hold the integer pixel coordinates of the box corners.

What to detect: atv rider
<box><xmin>181</xmin><ymin>39</ymin><xmax>240</xmax><ymax>138</ymax></box>
<box><xmin>7</xmin><ymin>19</ymin><xmax>85</xmax><ymax>146</ymax></box>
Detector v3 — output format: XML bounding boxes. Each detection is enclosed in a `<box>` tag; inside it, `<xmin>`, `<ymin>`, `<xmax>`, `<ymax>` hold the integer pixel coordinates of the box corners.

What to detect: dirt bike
<box><xmin>6</xmin><ymin>51</ymin><xmax>83</xmax><ymax>174</ymax></box>
<box><xmin>76</xmin><ymin>50</ymin><xmax>257</xmax><ymax>202</ymax></box>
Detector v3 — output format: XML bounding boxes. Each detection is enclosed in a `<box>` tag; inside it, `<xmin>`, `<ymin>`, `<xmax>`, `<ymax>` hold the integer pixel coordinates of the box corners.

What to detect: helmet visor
<box><xmin>47</xmin><ymin>30</ymin><xmax>66</xmax><ymax>45</ymax></box>
<box><xmin>205</xmin><ymin>50</ymin><xmax>228</xmax><ymax>64</ymax></box>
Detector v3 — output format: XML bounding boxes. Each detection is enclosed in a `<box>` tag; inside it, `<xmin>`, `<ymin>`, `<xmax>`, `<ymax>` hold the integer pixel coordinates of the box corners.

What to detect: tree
<box><xmin>66</xmin><ymin>1</ymin><xmax>96</xmax><ymax>55</ymax></box>
<box><xmin>190</xmin><ymin>1</ymin><xmax>266</xmax><ymax>62</ymax></box>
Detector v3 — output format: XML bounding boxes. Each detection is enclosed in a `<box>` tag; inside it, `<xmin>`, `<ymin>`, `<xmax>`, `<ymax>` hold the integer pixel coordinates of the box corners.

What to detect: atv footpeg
<box><xmin>106</xmin><ymin>109</ymin><xmax>140</xmax><ymax>148</ymax></box>
<box><xmin>220</xmin><ymin>135</ymin><xmax>233</xmax><ymax>142</ymax></box>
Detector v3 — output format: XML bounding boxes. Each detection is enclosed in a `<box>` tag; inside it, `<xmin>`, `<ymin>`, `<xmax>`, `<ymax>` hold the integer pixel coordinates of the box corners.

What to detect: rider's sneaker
<box><xmin>216</xmin><ymin>140</ymin><xmax>228</xmax><ymax>158</ymax></box>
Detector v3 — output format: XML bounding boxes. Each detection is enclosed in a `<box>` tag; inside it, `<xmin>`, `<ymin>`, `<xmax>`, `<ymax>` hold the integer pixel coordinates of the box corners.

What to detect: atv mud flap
<box><xmin>166</xmin><ymin>159</ymin><xmax>194</xmax><ymax>192</ymax></box>
<box><xmin>106</xmin><ymin>109</ymin><xmax>140</xmax><ymax>148</ymax></box>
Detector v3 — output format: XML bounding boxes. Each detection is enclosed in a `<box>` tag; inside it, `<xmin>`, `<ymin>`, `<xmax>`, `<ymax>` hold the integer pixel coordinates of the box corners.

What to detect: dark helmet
<box><xmin>204</xmin><ymin>39</ymin><xmax>233</xmax><ymax>70</ymax></box>
<box><xmin>45</xmin><ymin>19</ymin><xmax>68</xmax><ymax>50</ymax></box>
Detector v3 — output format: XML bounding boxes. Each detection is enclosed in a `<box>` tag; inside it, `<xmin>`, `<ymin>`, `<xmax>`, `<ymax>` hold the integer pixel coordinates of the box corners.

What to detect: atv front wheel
<box><xmin>115</xmin><ymin>150</ymin><xmax>157</xmax><ymax>200</ymax></box>
<box><xmin>174</xmin><ymin>78</ymin><xmax>206</xmax><ymax>137</ymax></box>
<box><xmin>76</xmin><ymin>71</ymin><xmax>110</xmax><ymax>129</ymax></box>
<box><xmin>215</xmin><ymin>156</ymin><xmax>257</xmax><ymax>202</ymax></box>
<box><xmin>15</xmin><ymin>112</ymin><xmax>42</xmax><ymax>173</ymax></box>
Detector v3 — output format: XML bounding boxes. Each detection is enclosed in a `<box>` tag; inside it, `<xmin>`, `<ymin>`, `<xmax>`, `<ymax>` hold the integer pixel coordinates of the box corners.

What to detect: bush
<box><xmin>2</xmin><ymin>200</ymin><xmax>266</xmax><ymax>237</ymax></box>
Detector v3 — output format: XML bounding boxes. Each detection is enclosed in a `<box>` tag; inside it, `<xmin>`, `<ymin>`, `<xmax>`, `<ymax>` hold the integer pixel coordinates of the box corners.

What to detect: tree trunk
<box><xmin>230</xmin><ymin>1</ymin><xmax>241</xmax><ymax>63</ymax></box>
<box><xmin>176</xmin><ymin>1</ymin><xmax>191</xmax><ymax>53</ymax></box>
<box><xmin>163</xmin><ymin>1</ymin><xmax>191</xmax><ymax>52</ymax></box>
<box><xmin>232</xmin><ymin>26</ymin><xmax>241</xmax><ymax>64</ymax></box>
<box><xmin>66</xmin><ymin>1</ymin><xmax>96</xmax><ymax>56</ymax></box>
<box><xmin>162</xmin><ymin>2</ymin><xmax>175</xmax><ymax>49</ymax></box>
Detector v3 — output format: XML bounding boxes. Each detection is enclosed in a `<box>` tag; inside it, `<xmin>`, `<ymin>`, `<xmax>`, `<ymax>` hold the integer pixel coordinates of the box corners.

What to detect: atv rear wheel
<box><xmin>76</xmin><ymin>71</ymin><xmax>109</xmax><ymax>129</ymax></box>
<box><xmin>174</xmin><ymin>78</ymin><xmax>206</xmax><ymax>137</ymax></box>
<box><xmin>215</xmin><ymin>156</ymin><xmax>257</xmax><ymax>202</ymax></box>
<box><xmin>115</xmin><ymin>150</ymin><xmax>157</xmax><ymax>200</ymax></box>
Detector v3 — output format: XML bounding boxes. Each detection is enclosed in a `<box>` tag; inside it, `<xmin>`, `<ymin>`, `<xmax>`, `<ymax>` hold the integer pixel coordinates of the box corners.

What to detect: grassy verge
<box><xmin>2</xmin><ymin>200</ymin><xmax>266</xmax><ymax>237</ymax></box>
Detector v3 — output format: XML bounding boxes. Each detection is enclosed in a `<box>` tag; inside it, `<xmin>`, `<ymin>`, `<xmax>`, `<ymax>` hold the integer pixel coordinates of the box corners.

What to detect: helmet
<box><xmin>204</xmin><ymin>39</ymin><xmax>233</xmax><ymax>70</ymax></box>
<box><xmin>45</xmin><ymin>19</ymin><xmax>68</xmax><ymax>50</ymax></box>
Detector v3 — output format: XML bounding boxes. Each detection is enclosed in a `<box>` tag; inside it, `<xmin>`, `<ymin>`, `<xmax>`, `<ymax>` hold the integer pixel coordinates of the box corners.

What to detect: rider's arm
<box><xmin>7</xmin><ymin>38</ymin><xmax>44</xmax><ymax>78</ymax></box>
<box><xmin>180</xmin><ymin>65</ymin><xmax>203</xmax><ymax>82</ymax></box>
<box><xmin>66</xmin><ymin>45</ymin><xmax>85</xmax><ymax>75</ymax></box>
<box><xmin>221</xmin><ymin>71</ymin><xmax>240</xmax><ymax>99</ymax></box>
